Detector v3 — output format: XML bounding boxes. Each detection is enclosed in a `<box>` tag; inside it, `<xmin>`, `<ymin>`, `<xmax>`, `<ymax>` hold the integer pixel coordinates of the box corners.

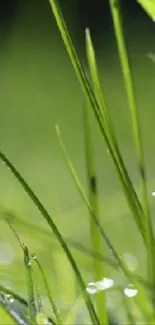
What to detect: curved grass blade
<box><xmin>84</xmin><ymin>102</ymin><xmax>108</xmax><ymax>325</ymax></box>
<box><xmin>109</xmin><ymin>0</ymin><xmax>155</xmax><ymax>300</ymax></box>
<box><xmin>7</xmin><ymin>221</ymin><xmax>41</xmax><ymax>325</ymax></box>
<box><xmin>32</xmin><ymin>254</ymin><xmax>62</xmax><ymax>325</ymax></box>
<box><xmin>0</xmin><ymin>285</ymin><xmax>55</xmax><ymax>325</ymax></box>
<box><xmin>3</xmin><ymin>211</ymin><xmax>153</xmax><ymax>292</ymax></box>
<box><xmin>23</xmin><ymin>245</ymin><xmax>37</xmax><ymax>325</ymax></box>
<box><xmin>85</xmin><ymin>28</ymin><xmax>144</xmax><ymax>236</ymax></box>
<box><xmin>47</xmin><ymin>0</ymin><xmax>148</xmax><ymax>245</ymax></box>
<box><xmin>137</xmin><ymin>0</ymin><xmax>155</xmax><ymax>20</ymax></box>
<box><xmin>56</xmin><ymin>125</ymin><xmax>155</xmax><ymax>321</ymax></box>
<box><xmin>0</xmin><ymin>151</ymin><xmax>99</xmax><ymax>325</ymax></box>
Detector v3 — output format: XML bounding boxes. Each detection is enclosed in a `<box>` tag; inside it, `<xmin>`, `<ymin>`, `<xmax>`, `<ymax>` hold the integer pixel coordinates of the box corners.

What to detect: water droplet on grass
<box><xmin>86</xmin><ymin>282</ymin><xmax>97</xmax><ymax>295</ymax></box>
<box><xmin>124</xmin><ymin>284</ymin><xmax>138</xmax><ymax>297</ymax></box>
<box><xmin>5</xmin><ymin>294</ymin><xmax>14</xmax><ymax>303</ymax></box>
<box><xmin>31</xmin><ymin>253</ymin><xmax>37</xmax><ymax>260</ymax></box>
<box><xmin>152</xmin><ymin>191</ymin><xmax>155</xmax><ymax>197</ymax></box>
<box><xmin>28</xmin><ymin>261</ymin><xmax>31</xmax><ymax>267</ymax></box>
<box><xmin>96</xmin><ymin>277</ymin><xmax>114</xmax><ymax>291</ymax></box>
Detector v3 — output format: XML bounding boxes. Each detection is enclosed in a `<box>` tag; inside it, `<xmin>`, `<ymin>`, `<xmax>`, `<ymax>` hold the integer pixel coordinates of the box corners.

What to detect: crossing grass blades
<box><xmin>0</xmin><ymin>0</ymin><xmax>155</xmax><ymax>324</ymax></box>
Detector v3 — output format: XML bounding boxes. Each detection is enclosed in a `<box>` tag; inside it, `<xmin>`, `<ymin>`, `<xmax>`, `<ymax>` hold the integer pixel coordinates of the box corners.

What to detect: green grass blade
<box><xmin>6</xmin><ymin>221</ymin><xmax>37</xmax><ymax>325</ymax></box>
<box><xmin>85</xmin><ymin>27</ymin><xmax>145</xmax><ymax>238</ymax></box>
<box><xmin>32</xmin><ymin>255</ymin><xmax>62</xmax><ymax>325</ymax></box>
<box><xmin>23</xmin><ymin>245</ymin><xmax>37</xmax><ymax>325</ymax></box>
<box><xmin>137</xmin><ymin>0</ymin><xmax>155</xmax><ymax>19</ymax></box>
<box><xmin>0</xmin><ymin>152</ymin><xmax>99</xmax><ymax>325</ymax></box>
<box><xmin>47</xmin><ymin>0</ymin><xmax>147</xmax><ymax>244</ymax></box>
<box><xmin>56</xmin><ymin>125</ymin><xmax>155</xmax><ymax>320</ymax></box>
<box><xmin>84</xmin><ymin>102</ymin><xmax>108</xmax><ymax>325</ymax></box>
<box><xmin>31</xmin><ymin>269</ymin><xmax>43</xmax><ymax>316</ymax></box>
<box><xmin>109</xmin><ymin>0</ymin><xmax>155</xmax><ymax>299</ymax></box>
<box><xmin>0</xmin><ymin>285</ymin><xmax>55</xmax><ymax>325</ymax></box>
<box><xmin>3</xmin><ymin>211</ymin><xmax>153</xmax><ymax>293</ymax></box>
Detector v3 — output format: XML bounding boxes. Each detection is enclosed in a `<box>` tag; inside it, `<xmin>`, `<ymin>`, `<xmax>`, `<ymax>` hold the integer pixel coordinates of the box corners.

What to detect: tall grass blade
<box><xmin>3</xmin><ymin>211</ymin><xmax>153</xmax><ymax>291</ymax></box>
<box><xmin>137</xmin><ymin>0</ymin><xmax>155</xmax><ymax>19</ymax></box>
<box><xmin>32</xmin><ymin>255</ymin><xmax>63</xmax><ymax>324</ymax></box>
<box><xmin>23</xmin><ymin>245</ymin><xmax>37</xmax><ymax>325</ymax></box>
<box><xmin>55</xmin><ymin>125</ymin><xmax>155</xmax><ymax>320</ymax></box>
<box><xmin>6</xmin><ymin>221</ymin><xmax>37</xmax><ymax>324</ymax></box>
<box><xmin>47</xmin><ymin>0</ymin><xmax>148</xmax><ymax>245</ymax></box>
<box><xmin>84</xmin><ymin>102</ymin><xmax>108</xmax><ymax>325</ymax></box>
<box><xmin>85</xmin><ymin>27</ymin><xmax>145</xmax><ymax>239</ymax></box>
<box><xmin>0</xmin><ymin>152</ymin><xmax>99</xmax><ymax>325</ymax></box>
<box><xmin>109</xmin><ymin>0</ymin><xmax>155</xmax><ymax>300</ymax></box>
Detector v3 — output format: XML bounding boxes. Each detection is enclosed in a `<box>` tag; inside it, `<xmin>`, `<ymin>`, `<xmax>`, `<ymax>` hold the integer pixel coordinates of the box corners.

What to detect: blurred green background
<box><xmin>0</xmin><ymin>0</ymin><xmax>155</xmax><ymax>318</ymax></box>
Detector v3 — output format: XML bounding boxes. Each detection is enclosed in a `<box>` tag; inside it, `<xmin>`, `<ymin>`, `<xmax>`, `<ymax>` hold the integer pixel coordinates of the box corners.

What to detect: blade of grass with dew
<box><xmin>84</xmin><ymin>102</ymin><xmax>108</xmax><ymax>325</ymax></box>
<box><xmin>3</xmin><ymin>211</ymin><xmax>153</xmax><ymax>292</ymax></box>
<box><xmin>0</xmin><ymin>285</ymin><xmax>55</xmax><ymax>325</ymax></box>
<box><xmin>47</xmin><ymin>0</ymin><xmax>147</xmax><ymax>244</ymax></box>
<box><xmin>0</xmin><ymin>298</ymin><xmax>20</xmax><ymax>325</ymax></box>
<box><xmin>85</xmin><ymin>28</ymin><xmax>144</xmax><ymax>235</ymax></box>
<box><xmin>119</xmin><ymin>287</ymin><xmax>137</xmax><ymax>324</ymax></box>
<box><xmin>0</xmin><ymin>152</ymin><xmax>99</xmax><ymax>325</ymax></box>
<box><xmin>56</xmin><ymin>125</ymin><xmax>155</xmax><ymax>321</ymax></box>
<box><xmin>137</xmin><ymin>0</ymin><xmax>155</xmax><ymax>19</ymax></box>
<box><xmin>32</xmin><ymin>273</ymin><xmax>42</xmax><ymax>317</ymax></box>
<box><xmin>23</xmin><ymin>245</ymin><xmax>37</xmax><ymax>325</ymax></box>
<box><xmin>32</xmin><ymin>254</ymin><xmax>62</xmax><ymax>325</ymax></box>
<box><xmin>108</xmin><ymin>0</ymin><xmax>155</xmax><ymax>301</ymax></box>
<box><xmin>7</xmin><ymin>221</ymin><xmax>37</xmax><ymax>325</ymax></box>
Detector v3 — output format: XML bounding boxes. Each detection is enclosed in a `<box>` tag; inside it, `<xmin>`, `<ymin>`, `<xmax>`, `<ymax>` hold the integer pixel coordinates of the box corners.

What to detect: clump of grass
<box><xmin>0</xmin><ymin>0</ymin><xmax>155</xmax><ymax>324</ymax></box>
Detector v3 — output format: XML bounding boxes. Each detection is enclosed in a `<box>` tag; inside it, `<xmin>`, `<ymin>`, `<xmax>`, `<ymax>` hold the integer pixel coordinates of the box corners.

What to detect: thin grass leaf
<box><xmin>6</xmin><ymin>221</ymin><xmax>37</xmax><ymax>325</ymax></box>
<box><xmin>84</xmin><ymin>102</ymin><xmax>108</xmax><ymax>325</ymax></box>
<box><xmin>0</xmin><ymin>152</ymin><xmax>99</xmax><ymax>325</ymax></box>
<box><xmin>32</xmin><ymin>254</ymin><xmax>62</xmax><ymax>325</ymax></box>
<box><xmin>0</xmin><ymin>285</ymin><xmax>55</xmax><ymax>325</ymax></box>
<box><xmin>137</xmin><ymin>0</ymin><xmax>155</xmax><ymax>19</ymax></box>
<box><xmin>2</xmin><ymin>211</ymin><xmax>153</xmax><ymax>292</ymax></box>
<box><xmin>23</xmin><ymin>245</ymin><xmax>37</xmax><ymax>325</ymax></box>
<box><xmin>85</xmin><ymin>28</ymin><xmax>144</xmax><ymax>235</ymax></box>
<box><xmin>121</xmin><ymin>289</ymin><xmax>137</xmax><ymax>325</ymax></box>
<box><xmin>56</xmin><ymin>125</ymin><xmax>155</xmax><ymax>321</ymax></box>
<box><xmin>31</xmin><ymin>269</ymin><xmax>43</xmax><ymax>316</ymax></box>
<box><xmin>47</xmin><ymin>0</ymin><xmax>147</xmax><ymax>245</ymax></box>
<box><xmin>109</xmin><ymin>0</ymin><xmax>155</xmax><ymax>300</ymax></box>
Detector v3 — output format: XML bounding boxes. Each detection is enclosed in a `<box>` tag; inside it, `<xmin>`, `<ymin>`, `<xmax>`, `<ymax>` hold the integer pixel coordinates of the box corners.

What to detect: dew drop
<box><xmin>28</xmin><ymin>261</ymin><xmax>31</xmax><ymax>267</ymax></box>
<box><xmin>152</xmin><ymin>191</ymin><xmax>155</xmax><ymax>197</ymax></box>
<box><xmin>5</xmin><ymin>294</ymin><xmax>14</xmax><ymax>303</ymax></box>
<box><xmin>124</xmin><ymin>284</ymin><xmax>138</xmax><ymax>297</ymax></box>
<box><xmin>31</xmin><ymin>253</ymin><xmax>37</xmax><ymax>260</ymax></box>
<box><xmin>96</xmin><ymin>277</ymin><xmax>114</xmax><ymax>291</ymax></box>
<box><xmin>36</xmin><ymin>313</ymin><xmax>49</xmax><ymax>325</ymax></box>
<box><xmin>86</xmin><ymin>282</ymin><xmax>97</xmax><ymax>295</ymax></box>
